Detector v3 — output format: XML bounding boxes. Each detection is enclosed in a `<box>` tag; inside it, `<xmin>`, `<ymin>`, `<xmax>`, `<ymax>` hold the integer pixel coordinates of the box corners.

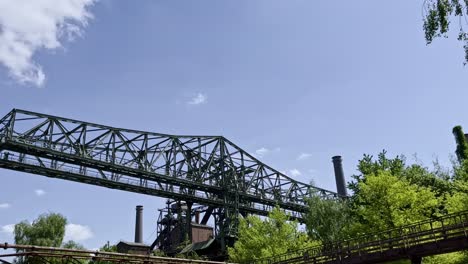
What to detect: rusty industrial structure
<box><xmin>151</xmin><ymin>200</ymin><xmax>218</xmax><ymax>258</ymax></box>
<box><xmin>0</xmin><ymin>243</ymin><xmax>225</xmax><ymax>264</ymax></box>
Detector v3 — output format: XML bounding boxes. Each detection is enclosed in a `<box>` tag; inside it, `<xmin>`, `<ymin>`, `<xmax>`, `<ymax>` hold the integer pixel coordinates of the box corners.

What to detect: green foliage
<box><xmin>14</xmin><ymin>213</ymin><xmax>67</xmax><ymax>247</ymax></box>
<box><xmin>62</xmin><ymin>240</ymin><xmax>85</xmax><ymax>250</ymax></box>
<box><xmin>236</xmin><ymin>150</ymin><xmax>467</xmax><ymax>263</ymax></box>
<box><xmin>99</xmin><ymin>241</ymin><xmax>118</xmax><ymax>252</ymax></box>
<box><xmin>346</xmin><ymin>151</ymin><xmax>468</xmax><ymax>263</ymax></box>
<box><xmin>446</xmin><ymin>162</ymin><xmax>468</xmax><ymax>213</ymax></box>
<box><xmin>304</xmin><ymin>195</ymin><xmax>351</xmax><ymax>244</ymax></box>
<box><xmin>402</xmin><ymin>163</ymin><xmax>452</xmax><ymax>197</ymax></box>
<box><xmin>424</xmin><ymin>252</ymin><xmax>468</xmax><ymax>264</ymax></box>
<box><xmin>453</xmin><ymin>126</ymin><xmax>468</xmax><ymax>162</ymax></box>
<box><xmin>92</xmin><ymin>242</ymin><xmax>119</xmax><ymax>264</ymax></box>
<box><xmin>348</xmin><ymin>171</ymin><xmax>440</xmax><ymax>235</ymax></box>
<box><xmin>228</xmin><ymin>207</ymin><xmax>318</xmax><ymax>263</ymax></box>
<box><xmin>446</xmin><ymin>157</ymin><xmax>468</xmax><ymax>215</ymax></box>
<box><xmin>423</xmin><ymin>1</ymin><xmax>468</xmax><ymax>64</ymax></box>
<box><xmin>348</xmin><ymin>150</ymin><xmax>405</xmax><ymax>196</ymax></box>
<box><xmin>13</xmin><ymin>213</ymin><xmax>85</xmax><ymax>264</ymax></box>
<box><xmin>349</xmin><ymin>151</ymin><xmax>451</xmax><ymax>211</ymax></box>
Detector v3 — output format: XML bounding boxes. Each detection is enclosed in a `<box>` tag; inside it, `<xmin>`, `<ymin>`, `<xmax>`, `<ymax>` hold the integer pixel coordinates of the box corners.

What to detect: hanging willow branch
<box><xmin>423</xmin><ymin>0</ymin><xmax>468</xmax><ymax>64</ymax></box>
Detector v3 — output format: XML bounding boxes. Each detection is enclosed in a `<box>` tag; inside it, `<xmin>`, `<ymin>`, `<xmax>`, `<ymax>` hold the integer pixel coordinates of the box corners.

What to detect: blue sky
<box><xmin>1</xmin><ymin>0</ymin><xmax>468</xmax><ymax>251</ymax></box>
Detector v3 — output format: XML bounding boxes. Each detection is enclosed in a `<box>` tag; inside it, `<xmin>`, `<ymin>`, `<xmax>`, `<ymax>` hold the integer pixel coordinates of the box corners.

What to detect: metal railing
<box><xmin>0</xmin><ymin>243</ymin><xmax>227</xmax><ymax>264</ymax></box>
<box><xmin>251</xmin><ymin>210</ymin><xmax>468</xmax><ymax>264</ymax></box>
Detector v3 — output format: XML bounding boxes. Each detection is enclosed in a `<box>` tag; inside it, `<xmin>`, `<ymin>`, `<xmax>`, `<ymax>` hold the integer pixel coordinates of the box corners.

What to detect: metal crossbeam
<box><xmin>0</xmin><ymin>109</ymin><xmax>339</xmax><ymax>250</ymax></box>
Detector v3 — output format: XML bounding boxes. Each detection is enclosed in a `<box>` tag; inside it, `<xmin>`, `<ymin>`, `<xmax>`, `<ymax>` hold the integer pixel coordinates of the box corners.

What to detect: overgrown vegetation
<box><xmin>13</xmin><ymin>213</ymin><xmax>85</xmax><ymax>264</ymax></box>
<box><xmin>228</xmin><ymin>207</ymin><xmax>318</xmax><ymax>262</ymax></box>
<box><xmin>230</xmin><ymin>126</ymin><xmax>468</xmax><ymax>263</ymax></box>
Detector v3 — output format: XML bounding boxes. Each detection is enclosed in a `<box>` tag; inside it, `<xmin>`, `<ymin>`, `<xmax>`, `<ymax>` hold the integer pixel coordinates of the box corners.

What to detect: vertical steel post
<box><xmin>186</xmin><ymin>202</ymin><xmax>193</xmax><ymax>242</ymax></box>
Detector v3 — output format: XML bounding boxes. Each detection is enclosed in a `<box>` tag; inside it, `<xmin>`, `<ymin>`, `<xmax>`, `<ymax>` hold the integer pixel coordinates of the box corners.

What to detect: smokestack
<box><xmin>135</xmin><ymin>205</ymin><xmax>143</xmax><ymax>243</ymax></box>
<box><xmin>332</xmin><ymin>156</ymin><xmax>348</xmax><ymax>197</ymax></box>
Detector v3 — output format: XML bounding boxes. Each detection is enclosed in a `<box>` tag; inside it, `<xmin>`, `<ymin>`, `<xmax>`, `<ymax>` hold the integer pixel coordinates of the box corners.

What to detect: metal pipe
<box><xmin>135</xmin><ymin>205</ymin><xmax>143</xmax><ymax>243</ymax></box>
<box><xmin>0</xmin><ymin>243</ymin><xmax>226</xmax><ymax>264</ymax></box>
<box><xmin>332</xmin><ymin>156</ymin><xmax>348</xmax><ymax>197</ymax></box>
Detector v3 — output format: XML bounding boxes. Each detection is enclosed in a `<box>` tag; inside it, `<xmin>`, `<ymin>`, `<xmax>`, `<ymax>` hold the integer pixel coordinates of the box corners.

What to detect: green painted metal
<box><xmin>0</xmin><ymin>109</ymin><xmax>339</xmax><ymax>251</ymax></box>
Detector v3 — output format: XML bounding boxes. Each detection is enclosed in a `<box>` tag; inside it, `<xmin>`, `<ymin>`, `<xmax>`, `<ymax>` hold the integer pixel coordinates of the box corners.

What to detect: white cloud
<box><xmin>0</xmin><ymin>0</ymin><xmax>97</xmax><ymax>87</ymax></box>
<box><xmin>297</xmin><ymin>153</ymin><xmax>312</xmax><ymax>161</ymax></box>
<box><xmin>255</xmin><ymin>147</ymin><xmax>270</xmax><ymax>157</ymax></box>
<box><xmin>1</xmin><ymin>224</ymin><xmax>14</xmax><ymax>234</ymax></box>
<box><xmin>187</xmin><ymin>93</ymin><xmax>207</xmax><ymax>105</ymax></box>
<box><xmin>35</xmin><ymin>189</ymin><xmax>46</xmax><ymax>196</ymax></box>
<box><xmin>254</xmin><ymin>147</ymin><xmax>280</xmax><ymax>158</ymax></box>
<box><xmin>289</xmin><ymin>169</ymin><xmax>302</xmax><ymax>177</ymax></box>
<box><xmin>65</xmin><ymin>224</ymin><xmax>93</xmax><ymax>241</ymax></box>
<box><xmin>0</xmin><ymin>203</ymin><xmax>11</xmax><ymax>209</ymax></box>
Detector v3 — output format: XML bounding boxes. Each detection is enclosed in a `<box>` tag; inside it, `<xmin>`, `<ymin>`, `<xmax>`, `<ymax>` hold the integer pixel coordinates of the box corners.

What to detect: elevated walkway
<box><xmin>253</xmin><ymin>210</ymin><xmax>468</xmax><ymax>264</ymax></box>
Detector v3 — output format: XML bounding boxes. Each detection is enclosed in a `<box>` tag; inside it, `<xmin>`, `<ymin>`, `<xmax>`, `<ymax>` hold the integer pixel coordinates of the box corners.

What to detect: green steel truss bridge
<box><xmin>0</xmin><ymin>109</ymin><xmax>338</xmax><ymax>250</ymax></box>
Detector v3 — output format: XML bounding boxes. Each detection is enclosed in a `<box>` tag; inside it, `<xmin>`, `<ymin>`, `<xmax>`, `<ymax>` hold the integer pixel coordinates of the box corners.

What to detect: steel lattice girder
<box><xmin>0</xmin><ymin>109</ymin><xmax>339</xmax><ymax>221</ymax></box>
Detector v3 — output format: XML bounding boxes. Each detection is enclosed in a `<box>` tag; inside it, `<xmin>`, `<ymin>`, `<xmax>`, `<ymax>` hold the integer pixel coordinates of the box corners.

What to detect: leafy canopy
<box><xmin>349</xmin><ymin>170</ymin><xmax>440</xmax><ymax>235</ymax></box>
<box><xmin>14</xmin><ymin>213</ymin><xmax>67</xmax><ymax>248</ymax></box>
<box><xmin>228</xmin><ymin>207</ymin><xmax>318</xmax><ymax>263</ymax></box>
<box><xmin>304</xmin><ymin>195</ymin><xmax>350</xmax><ymax>245</ymax></box>
<box><xmin>13</xmin><ymin>212</ymin><xmax>84</xmax><ymax>264</ymax></box>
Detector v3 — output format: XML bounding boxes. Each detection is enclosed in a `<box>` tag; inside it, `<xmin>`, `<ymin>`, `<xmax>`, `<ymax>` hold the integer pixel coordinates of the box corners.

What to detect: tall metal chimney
<box><xmin>135</xmin><ymin>205</ymin><xmax>143</xmax><ymax>243</ymax></box>
<box><xmin>332</xmin><ymin>156</ymin><xmax>348</xmax><ymax>197</ymax></box>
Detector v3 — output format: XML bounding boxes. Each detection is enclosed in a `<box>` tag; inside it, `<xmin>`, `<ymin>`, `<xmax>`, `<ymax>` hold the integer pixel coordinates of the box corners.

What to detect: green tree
<box><xmin>446</xmin><ymin>158</ymin><xmax>468</xmax><ymax>213</ymax></box>
<box><xmin>13</xmin><ymin>213</ymin><xmax>84</xmax><ymax>264</ymax></box>
<box><xmin>348</xmin><ymin>171</ymin><xmax>440</xmax><ymax>235</ymax></box>
<box><xmin>424</xmin><ymin>252</ymin><xmax>468</xmax><ymax>264</ymax></box>
<box><xmin>423</xmin><ymin>1</ymin><xmax>468</xmax><ymax>64</ymax></box>
<box><xmin>348</xmin><ymin>151</ymin><xmax>405</xmax><ymax>196</ymax></box>
<box><xmin>350</xmin><ymin>151</ymin><xmax>451</xmax><ymax>215</ymax></box>
<box><xmin>14</xmin><ymin>213</ymin><xmax>67</xmax><ymax>248</ymax></box>
<box><xmin>402</xmin><ymin>162</ymin><xmax>452</xmax><ymax>197</ymax></box>
<box><xmin>347</xmin><ymin>151</ymin><xmax>468</xmax><ymax>263</ymax></box>
<box><xmin>228</xmin><ymin>207</ymin><xmax>318</xmax><ymax>263</ymax></box>
<box><xmin>304</xmin><ymin>195</ymin><xmax>351</xmax><ymax>245</ymax></box>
